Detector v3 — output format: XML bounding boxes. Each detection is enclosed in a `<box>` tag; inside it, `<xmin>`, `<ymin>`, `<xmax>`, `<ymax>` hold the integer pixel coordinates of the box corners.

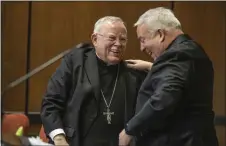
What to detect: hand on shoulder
<box><xmin>125</xmin><ymin>59</ymin><xmax>153</xmax><ymax>71</ymax></box>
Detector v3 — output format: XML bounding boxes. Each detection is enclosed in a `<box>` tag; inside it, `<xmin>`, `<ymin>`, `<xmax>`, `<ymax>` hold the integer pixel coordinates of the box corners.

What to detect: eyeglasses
<box><xmin>97</xmin><ymin>33</ymin><xmax>128</xmax><ymax>45</ymax></box>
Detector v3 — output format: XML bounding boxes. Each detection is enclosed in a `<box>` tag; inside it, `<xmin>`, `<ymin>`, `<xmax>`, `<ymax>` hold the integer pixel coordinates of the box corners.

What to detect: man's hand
<box><xmin>53</xmin><ymin>134</ymin><xmax>69</xmax><ymax>146</ymax></box>
<box><xmin>125</xmin><ymin>59</ymin><xmax>153</xmax><ymax>71</ymax></box>
<box><xmin>119</xmin><ymin>129</ymin><xmax>133</xmax><ymax>146</ymax></box>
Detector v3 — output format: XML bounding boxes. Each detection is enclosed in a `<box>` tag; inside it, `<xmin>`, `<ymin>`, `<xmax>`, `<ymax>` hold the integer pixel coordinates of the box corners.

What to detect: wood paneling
<box><xmin>1</xmin><ymin>2</ymin><xmax>29</xmax><ymax>111</ymax></box>
<box><xmin>28</xmin><ymin>1</ymin><xmax>172</xmax><ymax>111</ymax></box>
<box><xmin>174</xmin><ymin>2</ymin><xmax>226</xmax><ymax>146</ymax></box>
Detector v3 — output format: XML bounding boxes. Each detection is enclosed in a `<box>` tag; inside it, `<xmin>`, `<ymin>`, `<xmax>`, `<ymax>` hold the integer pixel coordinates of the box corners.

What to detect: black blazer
<box><xmin>126</xmin><ymin>34</ymin><xmax>219</xmax><ymax>146</ymax></box>
<box><xmin>40</xmin><ymin>43</ymin><xmax>146</xmax><ymax>146</ymax></box>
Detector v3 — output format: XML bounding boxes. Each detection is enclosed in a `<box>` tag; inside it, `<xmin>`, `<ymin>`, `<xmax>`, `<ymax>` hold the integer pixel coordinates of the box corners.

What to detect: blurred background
<box><xmin>1</xmin><ymin>1</ymin><xmax>226</xmax><ymax>145</ymax></box>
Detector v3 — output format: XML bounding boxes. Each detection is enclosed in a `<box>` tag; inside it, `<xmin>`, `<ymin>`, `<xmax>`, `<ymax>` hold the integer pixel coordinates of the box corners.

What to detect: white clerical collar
<box><xmin>95</xmin><ymin>52</ymin><xmax>118</xmax><ymax>66</ymax></box>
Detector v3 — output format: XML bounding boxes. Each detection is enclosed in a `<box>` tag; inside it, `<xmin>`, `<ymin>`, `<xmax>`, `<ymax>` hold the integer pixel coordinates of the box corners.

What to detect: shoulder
<box><xmin>174</xmin><ymin>38</ymin><xmax>210</xmax><ymax>60</ymax></box>
<box><xmin>156</xmin><ymin>38</ymin><xmax>211</xmax><ymax>65</ymax></box>
<box><xmin>66</xmin><ymin>42</ymin><xmax>94</xmax><ymax>58</ymax></box>
<box><xmin>124</xmin><ymin>64</ymin><xmax>147</xmax><ymax>81</ymax></box>
<box><xmin>55</xmin><ymin>42</ymin><xmax>95</xmax><ymax>71</ymax></box>
<box><xmin>63</xmin><ymin>42</ymin><xmax>95</xmax><ymax>64</ymax></box>
<box><xmin>129</xmin><ymin>68</ymin><xmax>147</xmax><ymax>78</ymax></box>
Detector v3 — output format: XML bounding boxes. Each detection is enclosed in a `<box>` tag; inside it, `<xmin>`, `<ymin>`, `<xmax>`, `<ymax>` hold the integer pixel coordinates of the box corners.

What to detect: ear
<box><xmin>91</xmin><ymin>33</ymin><xmax>97</xmax><ymax>46</ymax></box>
<box><xmin>158</xmin><ymin>29</ymin><xmax>165</xmax><ymax>42</ymax></box>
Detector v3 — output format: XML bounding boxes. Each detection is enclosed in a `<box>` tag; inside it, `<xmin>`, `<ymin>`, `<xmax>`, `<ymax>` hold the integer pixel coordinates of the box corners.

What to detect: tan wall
<box><xmin>2</xmin><ymin>1</ymin><xmax>225</xmax><ymax>145</ymax></box>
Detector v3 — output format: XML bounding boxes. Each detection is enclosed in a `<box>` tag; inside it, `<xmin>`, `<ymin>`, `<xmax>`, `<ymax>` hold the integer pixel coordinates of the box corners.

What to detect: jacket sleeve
<box><xmin>40</xmin><ymin>53</ymin><xmax>73</xmax><ymax>135</ymax></box>
<box><xmin>125</xmin><ymin>54</ymin><xmax>193</xmax><ymax>136</ymax></box>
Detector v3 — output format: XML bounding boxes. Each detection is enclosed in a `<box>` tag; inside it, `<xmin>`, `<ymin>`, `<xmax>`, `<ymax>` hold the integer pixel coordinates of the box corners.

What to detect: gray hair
<box><xmin>134</xmin><ymin>7</ymin><xmax>182</xmax><ymax>33</ymax></box>
<box><xmin>93</xmin><ymin>16</ymin><xmax>127</xmax><ymax>33</ymax></box>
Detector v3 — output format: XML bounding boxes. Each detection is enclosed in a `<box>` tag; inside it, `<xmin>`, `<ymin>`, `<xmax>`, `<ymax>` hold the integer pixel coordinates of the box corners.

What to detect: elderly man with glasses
<box><xmin>40</xmin><ymin>16</ymin><xmax>147</xmax><ymax>146</ymax></box>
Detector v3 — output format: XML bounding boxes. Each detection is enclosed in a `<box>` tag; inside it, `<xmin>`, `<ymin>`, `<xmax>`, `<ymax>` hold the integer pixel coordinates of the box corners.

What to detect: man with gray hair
<box><xmin>40</xmin><ymin>16</ymin><xmax>146</xmax><ymax>146</ymax></box>
<box><xmin>119</xmin><ymin>7</ymin><xmax>218</xmax><ymax>146</ymax></box>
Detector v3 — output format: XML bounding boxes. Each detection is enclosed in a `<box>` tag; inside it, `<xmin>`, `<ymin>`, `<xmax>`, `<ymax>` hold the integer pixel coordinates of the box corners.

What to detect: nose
<box><xmin>115</xmin><ymin>40</ymin><xmax>121</xmax><ymax>46</ymax></box>
<box><xmin>114</xmin><ymin>38</ymin><xmax>123</xmax><ymax>46</ymax></box>
<box><xmin>140</xmin><ymin>45</ymin><xmax>145</xmax><ymax>52</ymax></box>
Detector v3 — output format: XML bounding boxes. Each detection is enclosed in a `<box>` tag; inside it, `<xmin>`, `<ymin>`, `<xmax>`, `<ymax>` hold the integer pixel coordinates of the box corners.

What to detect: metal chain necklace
<box><xmin>101</xmin><ymin>64</ymin><xmax>120</xmax><ymax>124</ymax></box>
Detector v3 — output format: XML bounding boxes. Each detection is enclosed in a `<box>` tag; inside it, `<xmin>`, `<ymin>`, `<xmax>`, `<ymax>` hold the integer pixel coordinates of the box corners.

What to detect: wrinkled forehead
<box><xmin>99</xmin><ymin>21</ymin><xmax>127</xmax><ymax>36</ymax></box>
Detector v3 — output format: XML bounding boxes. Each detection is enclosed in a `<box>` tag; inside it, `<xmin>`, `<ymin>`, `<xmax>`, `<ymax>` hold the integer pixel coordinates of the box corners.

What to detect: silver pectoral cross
<box><xmin>103</xmin><ymin>108</ymin><xmax>114</xmax><ymax>124</ymax></box>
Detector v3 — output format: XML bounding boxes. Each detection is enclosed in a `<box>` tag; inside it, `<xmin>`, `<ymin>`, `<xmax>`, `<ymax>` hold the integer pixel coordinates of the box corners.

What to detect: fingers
<box><xmin>125</xmin><ymin>59</ymin><xmax>138</xmax><ymax>64</ymax></box>
<box><xmin>126</xmin><ymin>63</ymin><xmax>136</xmax><ymax>69</ymax></box>
<box><xmin>125</xmin><ymin>59</ymin><xmax>137</xmax><ymax>69</ymax></box>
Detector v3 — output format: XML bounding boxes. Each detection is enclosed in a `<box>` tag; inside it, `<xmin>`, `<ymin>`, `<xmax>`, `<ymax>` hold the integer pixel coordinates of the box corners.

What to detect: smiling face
<box><xmin>136</xmin><ymin>24</ymin><xmax>165</xmax><ymax>61</ymax></box>
<box><xmin>91</xmin><ymin>21</ymin><xmax>127</xmax><ymax>64</ymax></box>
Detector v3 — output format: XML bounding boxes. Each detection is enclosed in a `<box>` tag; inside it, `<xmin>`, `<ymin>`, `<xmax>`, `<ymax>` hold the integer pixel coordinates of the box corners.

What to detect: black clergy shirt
<box><xmin>81</xmin><ymin>56</ymin><xmax>126</xmax><ymax>146</ymax></box>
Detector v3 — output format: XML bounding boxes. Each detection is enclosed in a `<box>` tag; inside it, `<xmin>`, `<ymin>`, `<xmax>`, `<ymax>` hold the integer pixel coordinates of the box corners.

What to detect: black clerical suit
<box><xmin>40</xmin><ymin>43</ymin><xmax>146</xmax><ymax>146</ymax></box>
<box><xmin>125</xmin><ymin>34</ymin><xmax>219</xmax><ymax>146</ymax></box>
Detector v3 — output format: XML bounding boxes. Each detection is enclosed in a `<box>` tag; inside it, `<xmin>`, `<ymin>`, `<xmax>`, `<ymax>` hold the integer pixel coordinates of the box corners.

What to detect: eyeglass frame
<box><xmin>96</xmin><ymin>33</ymin><xmax>128</xmax><ymax>45</ymax></box>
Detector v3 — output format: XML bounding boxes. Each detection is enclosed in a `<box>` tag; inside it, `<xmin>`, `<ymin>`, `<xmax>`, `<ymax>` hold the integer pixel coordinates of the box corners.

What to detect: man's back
<box><xmin>135</xmin><ymin>34</ymin><xmax>218</xmax><ymax>146</ymax></box>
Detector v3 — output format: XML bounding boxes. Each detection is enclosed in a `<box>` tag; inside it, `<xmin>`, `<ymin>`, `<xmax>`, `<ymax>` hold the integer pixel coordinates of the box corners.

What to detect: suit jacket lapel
<box><xmin>84</xmin><ymin>49</ymin><xmax>100</xmax><ymax>102</ymax></box>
